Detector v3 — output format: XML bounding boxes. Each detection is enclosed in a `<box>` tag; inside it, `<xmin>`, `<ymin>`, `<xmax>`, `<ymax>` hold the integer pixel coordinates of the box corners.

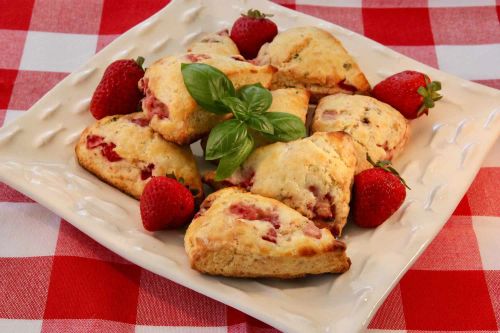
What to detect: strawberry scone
<box><xmin>187</xmin><ymin>30</ymin><xmax>240</xmax><ymax>56</ymax></box>
<box><xmin>75</xmin><ymin>113</ymin><xmax>203</xmax><ymax>200</ymax></box>
<box><xmin>204</xmin><ymin>132</ymin><xmax>357</xmax><ymax>236</ymax></box>
<box><xmin>185</xmin><ymin>187</ymin><xmax>350</xmax><ymax>278</ymax></box>
<box><xmin>312</xmin><ymin>94</ymin><xmax>409</xmax><ymax>174</ymax></box>
<box><xmin>140</xmin><ymin>53</ymin><xmax>276</xmax><ymax>145</ymax></box>
<box><xmin>255</xmin><ymin>26</ymin><xmax>370</xmax><ymax>101</ymax></box>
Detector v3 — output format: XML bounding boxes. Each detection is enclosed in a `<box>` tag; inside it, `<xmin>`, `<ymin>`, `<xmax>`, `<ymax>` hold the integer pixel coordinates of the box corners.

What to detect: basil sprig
<box><xmin>181</xmin><ymin>63</ymin><xmax>306</xmax><ymax>180</ymax></box>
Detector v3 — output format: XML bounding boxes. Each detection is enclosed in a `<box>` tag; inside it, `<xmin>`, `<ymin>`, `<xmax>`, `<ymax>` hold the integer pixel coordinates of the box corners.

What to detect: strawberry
<box><xmin>140</xmin><ymin>176</ymin><xmax>194</xmax><ymax>231</ymax></box>
<box><xmin>371</xmin><ymin>70</ymin><xmax>442</xmax><ymax>120</ymax></box>
<box><xmin>230</xmin><ymin>9</ymin><xmax>278</xmax><ymax>59</ymax></box>
<box><xmin>351</xmin><ymin>155</ymin><xmax>409</xmax><ymax>228</ymax></box>
<box><xmin>90</xmin><ymin>57</ymin><xmax>145</xmax><ymax>120</ymax></box>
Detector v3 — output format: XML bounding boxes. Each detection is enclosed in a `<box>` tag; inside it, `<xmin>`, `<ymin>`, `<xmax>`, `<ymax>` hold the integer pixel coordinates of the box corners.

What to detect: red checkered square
<box><xmin>452</xmin><ymin>194</ymin><xmax>472</xmax><ymax>216</ymax></box>
<box><xmin>272</xmin><ymin>0</ymin><xmax>296</xmax><ymax>11</ymax></box>
<box><xmin>99</xmin><ymin>0</ymin><xmax>170</xmax><ymax>34</ymax></box>
<box><xmin>227</xmin><ymin>306</ymin><xmax>280</xmax><ymax>333</ymax></box>
<box><xmin>362</xmin><ymin>7</ymin><xmax>434</xmax><ymax>45</ymax></box>
<box><xmin>485</xmin><ymin>271</ymin><xmax>500</xmax><ymax>327</ymax></box>
<box><xmin>467</xmin><ymin>167</ymin><xmax>500</xmax><ymax>216</ymax></box>
<box><xmin>29</xmin><ymin>0</ymin><xmax>103</xmax><ymax>34</ymax></box>
<box><xmin>0</xmin><ymin>69</ymin><xmax>18</xmax><ymax>109</ymax></box>
<box><xmin>412</xmin><ymin>216</ymin><xmax>483</xmax><ymax>270</ymax></box>
<box><xmin>55</xmin><ymin>220</ymin><xmax>130</xmax><ymax>264</ymax></box>
<box><xmin>368</xmin><ymin>285</ymin><xmax>406</xmax><ymax>329</ymax></box>
<box><xmin>400</xmin><ymin>270</ymin><xmax>498</xmax><ymax>330</ymax></box>
<box><xmin>43</xmin><ymin>256</ymin><xmax>141</xmax><ymax>323</ymax></box>
<box><xmin>0</xmin><ymin>0</ymin><xmax>35</xmax><ymax>30</ymax></box>
<box><xmin>136</xmin><ymin>270</ymin><xmax>226</xmax><ymax>326</ymax></box>
<box><xmin>429</xmin><ymin>6</ymin><xmax>500</xmax><ymax>45</ymax></box>
<box><xmin>0</xmin><ymin>257</ymin><xmax>53</xmax><ymax>319</ymax></box>
<box><xmin>96</xmin><ymin>34</ymin><xmax>119</xmax><ymax>52</ymax></box>
<box><xmin>0</xmin><ymin>30</ymin><xmax>27</xmax><ymax>70</ymax></box>
<box><xmin>8</xmin><ymin>70</ymin><xmax>67</xmax><ymax>111</ymax></box>
<box><xmin>474</xmin><ymin>79</ymin><xmax>500</xmax><ymax>90</ymax></box>
<box><xmin>295</xmin><ymin>5</ymin><xmax>364</xmax><ymax>34</ymax></box>
<box><xmin>390</xmin><ymin>45</ymin><xmax>438</xmax><ymax>68</ymax></box>
<box><xmin>41</xmin><ymin>319</ymin><xmax>134</xmax><ymax>333</ymax></box>
<box><xmin>0</xmin><ymin>183</ymin><xmax>34</xmax><ymax>202</ymax></box>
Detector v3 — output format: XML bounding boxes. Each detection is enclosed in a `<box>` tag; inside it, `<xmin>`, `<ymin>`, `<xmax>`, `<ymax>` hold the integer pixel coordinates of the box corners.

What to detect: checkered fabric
<box><xmin>0</xmin><ymin>0</ymin><xmax>499</xmax><ymax>332</ymax></box>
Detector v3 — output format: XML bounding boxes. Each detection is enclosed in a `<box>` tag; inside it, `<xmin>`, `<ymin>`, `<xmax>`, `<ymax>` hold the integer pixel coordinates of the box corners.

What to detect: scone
<box><xmin>187</xmin><ymin>30</ymin><xmax>240</xmax><ymax>56</ymax></box>
<box><xmin>204</xmin><ymin>132</ymin><xmax>357</xmax><ymax>236</ymax></box>
<box><xmin>75</xmin><ymin>113</ymin><xmax>203</xmax><ymax>200</ymax></box>
<box><xmin>185</xmin><ymin>187</ymin><xmax>350</xmax><ymax>278</ymax></box>
<box><xmin>311</xmin><ymin>94</ymin><xmax>409</xmax><ymax>173</ymax></box>
<box><xmin>255</xmin><ymin>26</ymin><xmax>370</xmax><ymax>101</ymax></box>
<box><xmin>140</xmin><ymin>53</ymin><xmax>276</xmax><ymax>145</ymax></box>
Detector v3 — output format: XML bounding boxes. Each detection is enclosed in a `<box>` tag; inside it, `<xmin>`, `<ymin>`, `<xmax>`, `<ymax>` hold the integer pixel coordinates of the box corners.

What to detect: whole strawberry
<box><xmin>90</xmin><ymin>57</ymin><xmax>145</xmax><ymax>120</ymax></box>
<box><xmin>371</xmin><ymin>70</ymin><xmax>442</xmax><ymax>120</ymax></box>
<box><xmin>140</xmin><ymin>176</ymin><xmax>195</xmax><ymax>231</ymax></box>
<box><xmin>352</xmin><ymin>156</ymin><xmax>409</xmax><ymax>228</ymax></box>
<box><xmin>230</xmin><ymin>9</ymin><xmax>278</xmax><ymax>59</ymax></box>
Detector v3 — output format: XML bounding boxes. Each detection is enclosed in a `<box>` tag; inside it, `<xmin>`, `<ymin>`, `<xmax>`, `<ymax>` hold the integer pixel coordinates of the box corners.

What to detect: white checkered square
<box><xmin>435</xmin><ymin>44</ymin><xmax>500</xmax><ymax>80</ymax></box>
<box><xmin>20</xmin><ymin>31</ymin><xmax>97</xmax><ymax>73</ymax></box>
<box><xmin>428</xmin><ymin>0</ymin><xmax>496</xmax><ymax>7</ymax></box>
<box><xmin>472</xmin><ymin>216</ymin><xmax>500</xmax><ymax>270</ymax></box>
<box><xmin>0</xmin><ymin>319</ymin><xmax>42</xmax><ymax>333</ymax></box>
<box><xmin>3</xmin><ymin>110</ymin><xmax>24</xmax><ymax>125</ymax></box>
<box><xmin>0</xmin><ymin>203</ymin><xmax>60</xmax><ymax>257</ymax></box>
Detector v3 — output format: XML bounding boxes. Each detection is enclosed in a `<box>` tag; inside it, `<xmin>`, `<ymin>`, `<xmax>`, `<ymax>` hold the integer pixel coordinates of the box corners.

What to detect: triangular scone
<box><xmin>187</xmin><ymin>30</ymin><xmax>240</xmax><ymax>56</ymax></box>
<box><xmin>185</xmin><ymin>187</ymin><xmax>350</xmax><ymax>278</ymax></box>
<box><xmin>140</xmin><ymin>53</ymin><xmax>276</xmax><ymax>145</ymax></box>
<box><xmin>255</xmin><ymin>26</ymin><xmax>370</xmax><ymax>101</ymax></box>
<box><xmin>204</xmin><ymin>132</ymin><xmax>357</xmax><ymax>236</ymax></box>
<box><xmin>75</xmin><ymin>113</ymin><xmax>203</xmax><ymax>201</ymax></box>
<box><xmin>312</xmin><ymin>94</ymin><xmax>409</xmax><ymax>174</ymax></box>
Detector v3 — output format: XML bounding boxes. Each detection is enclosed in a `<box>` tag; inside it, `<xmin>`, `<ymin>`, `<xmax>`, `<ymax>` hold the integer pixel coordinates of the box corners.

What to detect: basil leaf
<box><xmin>246</xmin><ymin>113</ymin><xmax>274</xmax><ymax>135</ymax></box>
<box><xmin>181</xmin><ymin>63</ymin><xmax>235</xmax><ymax>114</ymax></box>
<box><xmin>262</xmin><ymin>112</ymin><xmax>306</xmax><ymax>142</ymax></box>
<box><xmin>205</xmin><ymin>119</ymin><xmax>247</xmax><ymax>160</ymax></box>
<box><xmin>220</xmin><ymin>96</ymin><xmax>249</xmax><ymax>121</ymax></box>
<box><xmin>237</xmin><ymin>84</ymin><xmax>272</xmax><ymax>114</ymax></box>
<box><xmin>215</xmin><ymin>134</ymin><xmax>254</xmax><ymax>180</ymax></box>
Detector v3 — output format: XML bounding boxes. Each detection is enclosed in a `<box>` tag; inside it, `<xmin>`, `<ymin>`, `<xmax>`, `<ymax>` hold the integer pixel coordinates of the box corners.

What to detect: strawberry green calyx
<box><xmin>416</xmin><ymin>76</ymin><xmax>442</xmax><ymax>116</ymax></box>
<box><xmin>135</xmin><ymin>56</ymin><xmax>145</xmax><ymax>69</ymax></box>
<box><xmin>367</xmin><ymin>154</ymin><xmax>411</xmax><ymax>190</ymax></box>
<box><xmin>243</xmin><ymin>9</ymin><xmax>273</xmax><ymax>19</ymax></box>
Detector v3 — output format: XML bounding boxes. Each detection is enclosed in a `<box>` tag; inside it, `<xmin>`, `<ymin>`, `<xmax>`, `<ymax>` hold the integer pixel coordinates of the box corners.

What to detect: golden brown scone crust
<box><xmin>141</xmin><ymin>53</ymin><xmax>276</xmax><ymax>145</ymax></box>
<box><xmin>185</xmin><ymin>187</ymin><xmax>350</xmax><ymax>278</ymax></box>
<box><xmin>75</xmin><ymin>113</ymin><xmax>203</xmax><ymax>200</ymax></box>
<box><xmin>203</xmin><ymin>132</ymin><xmax>357</xmax><ymax>236</ymax></box>
<box><xmin>187</xmin><ymin>30</ymin><xmax>240</xmax><ymax>56</ymax></box>
<box><xmin>267</xmin><ymin>88</ymin><xmax>310</xmax><ymax>123</ymax></box>
<box><xmin>255</xmin><ymin>26</ymin><xmax>370</xmax><ymax>101</ymax></box>
<box><xmin>312</xmin><ymin>94</ymin><xmax>409</xmax><ymax>174</ymax></box>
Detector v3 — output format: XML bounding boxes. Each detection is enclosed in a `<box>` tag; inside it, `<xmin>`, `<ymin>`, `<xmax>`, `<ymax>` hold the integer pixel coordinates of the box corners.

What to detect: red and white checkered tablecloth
<box><xmin>0</xmin><ymin>1</ymin><xmax>499</xmax><ymax>332</ymax></box>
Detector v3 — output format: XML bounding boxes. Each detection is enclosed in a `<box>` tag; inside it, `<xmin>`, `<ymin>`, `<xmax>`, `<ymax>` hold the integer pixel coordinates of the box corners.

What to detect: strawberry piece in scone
<box><xmin>185</xmin><ymin>187</ymin><xmax>350</xmax><ymax>278</ymax></box>
<box><xmin>203</xmin><ymin>132</ymin><xmax>357</xmax><ymax>237</ymax></box>
<box><xmin>75</xmin><ymin>112</ymin><xmax>203</xmax><ymax>201</ymax></box>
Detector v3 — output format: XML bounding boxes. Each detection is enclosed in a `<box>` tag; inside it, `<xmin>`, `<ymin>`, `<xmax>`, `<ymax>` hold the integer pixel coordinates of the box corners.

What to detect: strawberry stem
<box><xmin>367</xmin><ymin>154</ymin><xmax>411</xmax><ymax>190</ymax></box>
<box><xmin>243</xmin><ymin>9</ymin><xmax>273</xmax><ymax>19</ymax></box>
<box><xmin>135</xmin><ymin>56</ymin><xmax>145</xmax><ymax>69</ymax></box>
<box><xmin>416</xmin><ymin>76</ymin><xmax>442</xmax><ymax>116</ymax></box>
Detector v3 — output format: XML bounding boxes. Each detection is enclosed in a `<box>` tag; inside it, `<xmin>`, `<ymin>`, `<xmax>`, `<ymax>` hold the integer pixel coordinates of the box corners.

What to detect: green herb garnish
<box><xmin>181</xmin><ymin>63</ymin><xmax>306</xmax><ymax>180</ymax></box>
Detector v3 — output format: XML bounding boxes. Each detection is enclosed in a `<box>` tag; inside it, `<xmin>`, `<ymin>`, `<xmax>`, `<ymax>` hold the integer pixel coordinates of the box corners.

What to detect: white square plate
<box><xmin>0</xmin><ymin>0</ymin><xmax>499</xmax><ymax>332</ymax></box>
